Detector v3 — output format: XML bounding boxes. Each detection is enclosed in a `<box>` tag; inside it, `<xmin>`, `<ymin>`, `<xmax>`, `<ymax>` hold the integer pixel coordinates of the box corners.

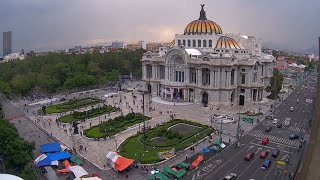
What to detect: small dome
<box><xmin>215</xmin><ymin>36</ymin><xmax>244</xmax><ymax>49</ymax></box>
<box><xmin>184</xmin><ymin>5</ymin><xmax>222</xmax><ymax>35</ymax></box>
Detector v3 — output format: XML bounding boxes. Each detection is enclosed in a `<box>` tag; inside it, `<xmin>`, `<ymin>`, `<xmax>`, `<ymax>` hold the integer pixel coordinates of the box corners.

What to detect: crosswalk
<box><xmin>264</xmin><ymin>121</ymin><xmax>306</xmax><ymax>133</ymax></box>
<box><xmin>249</xmin><ymin>133</ymin><xmax>300</xmax><ymax>148</ymax></box>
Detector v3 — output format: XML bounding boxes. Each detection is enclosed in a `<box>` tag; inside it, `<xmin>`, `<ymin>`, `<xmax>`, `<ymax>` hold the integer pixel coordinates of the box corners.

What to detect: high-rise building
<box><xmin>3</xmin><ymin>31</ymin><xmax>12</xmax><ymax>56</ymax></box>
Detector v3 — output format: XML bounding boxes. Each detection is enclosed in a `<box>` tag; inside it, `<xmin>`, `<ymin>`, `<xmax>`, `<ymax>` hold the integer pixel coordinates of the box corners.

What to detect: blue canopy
<box><xmin>202</xmin><ymin>147</ymin><xmax>210</xmax><ymax>153</ymax></box>
<box><xmin>40</xmin><ymin>143</ymin><xmax>61</xmax><ymax>153</ymax></box>
<box><xmin>37</xmin><ymin>157</ymin><xmax>52</xmax><ymax>167</ymax></box>
<box><xmin>46</xmin><ymin>152</ymin><xmax>71</xmax><ymax>161</ymax></box>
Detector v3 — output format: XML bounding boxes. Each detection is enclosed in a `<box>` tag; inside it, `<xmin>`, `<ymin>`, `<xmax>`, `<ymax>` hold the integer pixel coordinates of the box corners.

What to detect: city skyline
<box><xmin>0</xmin><ymin>0</ymin><xmax>319</xmax><ymax>55</ymax></box>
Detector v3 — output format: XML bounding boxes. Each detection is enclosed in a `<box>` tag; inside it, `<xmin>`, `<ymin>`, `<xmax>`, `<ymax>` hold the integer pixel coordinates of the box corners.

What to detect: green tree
<box><xmin>268</xmin><ymin>69</ymin><xmax>284</xmax><ymax>99</ymax></box>
<box><xmin>0</xmin><ymin>80</ymin><xmax>12</xmax><ymax>95</ymax></box>
<box><xmin>105</xmin><ymin>69</ymin><xmax>120</xmax><ymax>84</ymax></box>
<box><xmin>20</xmin><ymin>164</ymin><xmax>39</xmax><ymax>180</ymax></box>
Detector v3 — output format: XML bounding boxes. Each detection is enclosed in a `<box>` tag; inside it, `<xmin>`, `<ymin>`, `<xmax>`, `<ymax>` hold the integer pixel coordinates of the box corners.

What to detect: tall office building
<box><xmin>3</xmin><ymin>31</ymin><xmax>12</xmax><ymax>56</ymax></box>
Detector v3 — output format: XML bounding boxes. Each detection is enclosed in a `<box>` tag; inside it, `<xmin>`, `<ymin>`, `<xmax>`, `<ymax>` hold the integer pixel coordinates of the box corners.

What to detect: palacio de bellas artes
<box><xmin>141</xmin><ymin>4</ymin><xmax>274</xmax><ymax>108</ymax></box>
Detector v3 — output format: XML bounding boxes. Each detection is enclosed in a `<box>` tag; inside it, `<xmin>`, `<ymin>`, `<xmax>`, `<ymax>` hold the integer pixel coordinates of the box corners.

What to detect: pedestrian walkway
<box><xmin>264</xmin><ymin>121</ymin><xmax>306</xmax><ymax>133</ymax></box>
<box><xmin>249</xmin><ymin>133</ymin><xmax>300</xmax><ymax>147</ymax></box>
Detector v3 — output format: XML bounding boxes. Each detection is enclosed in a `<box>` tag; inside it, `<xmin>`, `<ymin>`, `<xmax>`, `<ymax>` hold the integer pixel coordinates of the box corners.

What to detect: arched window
<box><xmin>182</xmin><ymin>40</ymin><xmax>186</xmax><ymax>46</ymax></box>
<box><xmin>187</xmin><ymin>40</ymin><xmax>191</xmax><ymax>47</ymax></box>
<box><xmin>198</xmin><ymin>40</ymin><xmax>201</xmax><ymax>47</ymax></box>
<box><xmin>192</xmin><ymin>40</ymin><xmax>196</xmax><ymax>47</ymax></box>
<box><xmin>203</xmin><ymin>40</ymin><xmax>207</xmax><ymax>47</ymax></box>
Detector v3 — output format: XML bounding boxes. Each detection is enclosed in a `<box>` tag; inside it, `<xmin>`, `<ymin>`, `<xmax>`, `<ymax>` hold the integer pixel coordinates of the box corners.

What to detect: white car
<box><xmin>223</xmin><ymin>173</ymin><xmax>237</xmax><ymax>180</ymax></box>
<box><xmin>290</xmin><ymin>107</ymin><xmax>294</xmax><ymax>112</ymax></box>
<box><xmin>272</xmin><ymin>119</ymin><xmax>279</xmax><ymax>124</ymax></box>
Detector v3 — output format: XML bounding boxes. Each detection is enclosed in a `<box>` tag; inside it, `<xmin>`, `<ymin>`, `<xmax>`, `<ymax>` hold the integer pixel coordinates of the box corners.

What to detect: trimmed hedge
<box><xmin>58</xmin><ymin>105</ymin><xmax>118</xmax><ymax>123</ymax></box>
<box><xmin>46</xmin><ymin>97</ymin><xmax>101</xmax><ymax>113</ymax></box>
<box><xmin>84</xmin><ymin>113</ymin><xmax>150</xmax><ymax>138</ymax></box>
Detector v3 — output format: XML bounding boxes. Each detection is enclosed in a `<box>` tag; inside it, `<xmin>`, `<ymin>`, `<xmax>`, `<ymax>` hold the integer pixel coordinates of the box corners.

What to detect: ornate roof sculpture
<box><xmin>184</xmin><ymin>4</ymin><xmax>222</xmax><ymax>35</ymax></box>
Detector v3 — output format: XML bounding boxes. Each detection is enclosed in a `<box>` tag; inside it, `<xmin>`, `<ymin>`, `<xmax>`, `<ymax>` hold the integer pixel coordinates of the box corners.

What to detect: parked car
<box><xmin>277</xmin><ymin>123</ymin><xmax>283</xmax><ymax>128</ymax></box>
<box><xmin>260</xmin><ymin>150</ymin><xmax>269</xmax><ymax>159</ymax></box>
<box><xmin>290</xmin><ymin>107</ymin><xmax>294</xmax><ymax>112</ymax></box>
<box><xmin>265</xmin><ymin>126</ymin><xmax>272</xmax><ymax>132</ymax></box>
<box><xmin>223</xmin><ymin>173</ymin><xmax>237</xmax><ymax>180</ymax></box>
<box><xmin>262</xmin><ymin>138</ymin><xmax>269</xmax><ymax>145</ymax></box>
<box><xmin>271</xmin><ymin>149</ymin><xmax>280</xmax><ymax>158</ymax></box>
<box><xmin>289</xmin><ymin>134</ymin><xmax>299</xmax><ymax>140</ymax></box>
<box><xmin>272</xmin><ymin>119</ymin><xmax>279</xmax><ymax>124</ymax></box>
<box><xmin>261</xmin><ymin>160</ymin><xmax>272</xmax><ymax>169</ymax></box>
<box><xmin>244</xmin><ymin>152</ymin><xmax>255</xmax><ymax>161</ymax></box>
<box><xmin>284</xmin><ymin>118</ymin><xmax>291</xmax><ymax>127</ymax></box>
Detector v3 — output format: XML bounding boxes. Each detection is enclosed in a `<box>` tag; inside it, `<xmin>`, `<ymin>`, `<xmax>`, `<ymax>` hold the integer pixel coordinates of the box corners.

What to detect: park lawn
<box><xmin>85</xmin><ymin>126</ymin><xmax>105</xmax><ymax>138</ymax></box>
<box><xmin>118</xmin><ymin>119</ymin><xmax>214</xmax><ymax>164</ymax></box>
<box><xmin>58</xmin><ymin>114</ymin><xmax>73</xmax><ymax>123</ymax></box>
<box><xmin>46</xmin><ymin>97</ymin><xmax>101</xmax><ymax>113</ymax></box>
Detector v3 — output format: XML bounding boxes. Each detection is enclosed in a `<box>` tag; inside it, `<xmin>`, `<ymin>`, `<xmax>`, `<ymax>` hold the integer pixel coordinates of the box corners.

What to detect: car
<box><xmin>284</xmin><ymin>118</ymin><xmax>291</xmax><ymax>127</ymax></box>
<box><xmin>277</xmin><ymin>123</ymin><xmax>283</xmax><ymax>128</ymax></box>
<box><xmin>271</xmin><ymin>149</ymin><xmax>280</xmax><ymax>158</ymax></box>
<box><xmin>272</xmin><ymin>119</ymin><xmax>279</xmax><ymax>124</ymax></box>
<box><xmin>290</xmin><ymin>107</ymin><xmax>294</xmax><ymax>112</ymax></box>
<box><xmin>296</xmin><ymin>99</ymin><xmax>300</xmax><ymax>103</ymax></box>
<box><xmin>261</xmin><ymin>160</ymin><xmax>271</xmax><ymax>169</ymax></box>
<box><xmin>289</xmin><ymin>134</ymin><xmax>299</xmax><ymax>140</ymax></box>
<box><xmin>244</xmin><ymin>152</ymin><xmax>255</xmax><ymax>161</ymax></box>
<box><xmin>262</xmin><ymin>138</ymin><xmax>269</xmax><ymax>145</ymax></box>
<box><xmin>265</xmin><ymin>126</ymin><xmax>272</xmax><ymax>132</ymax></box>
<box><xmin>223</xmin><ymin>173</ymin><xmax>237</xmax><ymax>180</ymax></box>
<box><xmin>260</xmin><ymin>150</ymin><xmax>269</xmax><ymax>158</ymax></box>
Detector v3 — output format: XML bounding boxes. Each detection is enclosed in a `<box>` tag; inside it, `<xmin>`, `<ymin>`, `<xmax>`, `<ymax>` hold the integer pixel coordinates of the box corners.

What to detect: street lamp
<box><xmin>138</xmin><ymin>89</ymin><xmax>149</xmax><ymax>152</ymax></box>
<box><xmin>236</xmin><ymin>106</ymin><xmax>242</xmax><ymax>140</ymax></box>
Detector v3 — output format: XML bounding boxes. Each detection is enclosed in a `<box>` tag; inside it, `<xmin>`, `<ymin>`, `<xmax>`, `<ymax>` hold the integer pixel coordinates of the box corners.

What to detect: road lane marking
<box><xmin>250</xmin><ymin>142</ymin><xmax>293</xmax><ymax>154</ymax></box>
<box><xmin>207</xmin><ymin>139</ymin><xmax>256</xmax><ymax>177</ymax></box>
<box><xmin>237</xmin><ymin>150</ymin><xmax>263</xmax><ymax>178</ymax></box>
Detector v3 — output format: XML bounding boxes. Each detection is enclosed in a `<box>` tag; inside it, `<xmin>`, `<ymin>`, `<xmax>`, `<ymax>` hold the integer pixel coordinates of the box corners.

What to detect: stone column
<box><xmin>216</xmin><ymin>68</ymin><xmax>221</xmax><ymax>88</ymax></box>
<box><xmin>198</xmin><ymin>68</ymin><xmax>202</xmax><ymax>86</ymax></box>
<box><xmin>234</xmin><ymin>70</ymin><xmax>238</xmax><ymax>86</ymax></box>
<box><xmin>142</xmin><ymin>65</ymin><xmax>146</xmax><ymax>80</ymax></box>
<box><xmin>210</xmin><ymin>69</ymin><xmax>214</xmax><ymax>87</ymax></box>
<box><xmin>220</xmin><ymin>69</ymin><xmax>225</xmax><ymax>88</ymax></box>
<box><xmin>165</xmin><ymin>66</ymin><xmax>169</xmax><ymax>81</ymax></box>
<box><xmin>185</xmin><ymin>68</ymin><xmax>190</xmax><ymax>83</ymax></box>
<box><xmin>152</xmin><ymin>65</ymin><xmax>156</xmax><ymax>80</ymax></box>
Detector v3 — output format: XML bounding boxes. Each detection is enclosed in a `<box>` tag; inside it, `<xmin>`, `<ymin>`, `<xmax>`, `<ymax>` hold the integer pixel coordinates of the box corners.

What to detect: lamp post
<box><xmin>139</xmin><ymin>89</ymin><xmax>148</xmax><ymax>152</ymax></box>
<box><xmin>237</xmin><ymin>106</ymin><xmax>242</xmax><ymax>140</ymax></box>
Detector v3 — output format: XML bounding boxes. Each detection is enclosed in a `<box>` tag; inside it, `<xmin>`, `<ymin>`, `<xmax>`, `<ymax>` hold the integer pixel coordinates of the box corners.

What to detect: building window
<box><xmin>175</xmin><ymin>71</ymin><xmax>184</xmax><ymax>82</ymax></box>
<box><xmin>240</xmin><ymin>89</ymin><xmax>245</xmax><ymax>93</ymax></box>
<box><xmin>261</xmin><ymin>66</ymin><xmax>264</xmax><ymax>76</ymax></box>
<box><xmin>203</xmin><ymin>40</ymin><xmax>207</xmax><ymax>47</ymax></box>
<box><xmin>193</xmin><ymin>40</ymin><xmax>196</xmax><ymax>47</ymax></box>
<box><xmin>183</xmin><ymin>40</ymin><xmax>186</xmax><ymax>46</ymax></box>
<box><xmin>241</xmin><ymin>75</ymin><xmax>245</xmax><ymax>84</ymax></box>
<box><xmin>178</xmin><ymin>40</ymin><xmax>181</xmax><ymax>46</ymax></box>
<box><xmin>209</xmin><ymin>40</ymin><xmax>212</xmax><ymax>47</ymax></box>
<box><xmin>190</xmin><ymin>68</ymin><xmax>197</xmax><ymax>83</ymax></box>
<box><xmin>146</xmin><ymin>64</ymin><xmax>152</xmax><ymax>79</ymax></box>
<box><xmin>160</xmin><ymin>65</ymin><xmax>165</xmax><ymax>79</ymax></box>
<box><xmin>253</xmin><ymin>73</ymin><xmax>257</xmax><ymax>83</ymax></box>
<box><xmin>198</xmin><ymin>40</ymin><xmax>201</xmax><ymax>47</ymax></box>
<box><xmin>231</xmin><ymin>69</ymin><xmax>235</xmax><ymax>86</ymax></box>
<box><xmin>202</xmin><ymin>68</ymin><xmax>210</xmax><ymax>86</ymax></box>
<box><xmin>187</xmin><ymin>40</ymin><xmax>191</xmax><ymax>47</ymax></box>
<box><xmin>242</xmin><ymin>68</ymin><xmax>246</xmax><ymax>72</ymax></box>
<box><xmin>235</xmin><ymin>51</ymin><xmax>239</xmax><ymax>53</ymax></box>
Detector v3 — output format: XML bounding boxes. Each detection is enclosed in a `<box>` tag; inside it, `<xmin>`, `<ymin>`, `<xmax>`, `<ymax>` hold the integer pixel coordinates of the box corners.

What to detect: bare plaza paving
<box><xmin>8</xmin><ymin>80</ymin><xmax>288</xmax><ymax>179</ymax></box>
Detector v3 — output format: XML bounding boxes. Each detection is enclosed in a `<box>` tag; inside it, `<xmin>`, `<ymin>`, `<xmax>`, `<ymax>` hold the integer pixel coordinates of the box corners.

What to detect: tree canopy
<box><xmin>0</xmin><ymin>49</ymin><xmax>145</xmax><ymax>96</ymax></box>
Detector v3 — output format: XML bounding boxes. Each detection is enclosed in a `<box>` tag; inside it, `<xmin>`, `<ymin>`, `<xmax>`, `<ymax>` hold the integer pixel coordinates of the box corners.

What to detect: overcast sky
<box><xmin>0</xmin><ymin>0</ymin><xmax>319</xmax><ymax>55</ymax></box>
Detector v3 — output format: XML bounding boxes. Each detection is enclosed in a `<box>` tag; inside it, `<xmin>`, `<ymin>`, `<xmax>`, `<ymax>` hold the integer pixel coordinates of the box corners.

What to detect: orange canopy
<box><xmin>192</xmin><ymin>155</ymin><xmax>204</xmax><ymax>167</ymax></box>
<box><xmin>115</xmin><ymin>156</ymin><xmax>134</xmax><ymax>171</ymax></box>
<box><xmin>57</xmin><ymin>160</ymin><xmax>71</xmax><ymax>173</ymax></box>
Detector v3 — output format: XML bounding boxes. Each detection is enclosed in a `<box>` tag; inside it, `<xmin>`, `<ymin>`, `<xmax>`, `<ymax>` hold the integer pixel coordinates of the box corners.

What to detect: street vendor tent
<box><xmin>176</xmin><ymin>162</ymin><xmax>190</xmax><ymax>169</ymax></box>
<box><xmin>37</xmin><ymin>152</ymin><xmax>71</xmax><ymax>167</ymax></box>
<box><xmin>80</xmin><ymin>177</ymin><xmax>102</xmax><ymax>180</ymax></box>
<box><xmin>164</xmin><ymin>166</ymin><xmax>186</xmax><ymax>179</ymax></box>
<box><xmin>106</xmin><ymin>151</ymin><xmax>134</xmax><ymax>172</ymax></box>
<box><xmin>68</xmin><ymin>165</ymin><xmax>88</xmax><ymax>178</ymax></box>
<box><xmin>191</xmin><ymin>155</ymin><xmax>204</xmax><ymax>167</ymax></box>
<box><xmin>71</xmin><ymin>156</ymin><xmax>84</xmax><ymax>165</ymax></box>
<box><xmin>40</xmin><ymin>143</ymin><xmax>61</xmax><ymax>153</ymax></box>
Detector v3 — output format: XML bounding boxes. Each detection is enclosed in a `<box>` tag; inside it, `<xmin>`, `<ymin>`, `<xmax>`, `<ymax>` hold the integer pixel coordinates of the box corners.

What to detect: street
<box><xmin>185</xmin><ymin>72</ymin><xmax>316</xmax><ymax>180</ymax></box>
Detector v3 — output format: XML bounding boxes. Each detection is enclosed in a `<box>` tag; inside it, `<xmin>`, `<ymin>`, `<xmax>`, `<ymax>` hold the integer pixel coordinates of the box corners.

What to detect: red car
<box><xmin>262</xmin><ymin>138</ymin><xmax>269</xmax><ymax>145</ymax></box>
<box><xmin>260</xmin><ymin>150</ymin><xmax>269</xmax><ymax>158</ymax></box>
<box><xmin>244</xmin><ymin>152</ymin><xmax>254</xmax><ymax>161</ymax></box>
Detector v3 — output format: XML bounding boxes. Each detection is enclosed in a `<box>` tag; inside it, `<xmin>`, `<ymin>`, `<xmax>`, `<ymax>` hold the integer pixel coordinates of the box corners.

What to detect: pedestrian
<box><xmin>125</xmin><ymin>174</ymin><xmax>128</xmax><ymax>178</ymax></box>
<box><xmin>85</xmin><ymin>147</ymin><xmax>87</xmax><ymax>151</ymax></box>
<box><xmin>185</xmin><ymin>154</ymin><xmax>188</xmax><ymax>160</ymax></box>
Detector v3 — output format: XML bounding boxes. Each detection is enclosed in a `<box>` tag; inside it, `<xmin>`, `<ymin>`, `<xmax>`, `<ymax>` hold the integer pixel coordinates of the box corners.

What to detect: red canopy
<box><xmin>115</xmin><ymin>156</ymin><xmax>134</xmax><ymax>171</ymax></box>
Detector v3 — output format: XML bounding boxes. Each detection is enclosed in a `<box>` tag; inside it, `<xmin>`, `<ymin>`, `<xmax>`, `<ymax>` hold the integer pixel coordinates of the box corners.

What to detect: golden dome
<box><xmin>215</xmin><ymin>36</ymin><xmax>244</xmax><ymax>49</ymax></box>
<box><xmin>184</xmin><ymin>4</ymin><xmax>222</xmax><ymax>35</ymax></box>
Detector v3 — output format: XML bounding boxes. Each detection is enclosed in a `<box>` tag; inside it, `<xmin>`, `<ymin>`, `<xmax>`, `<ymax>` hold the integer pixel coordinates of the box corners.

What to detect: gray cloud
<box><xmin>0</xmin><ymin>0</ymin><xmax>319</xmax><ymax>55</ymax></box>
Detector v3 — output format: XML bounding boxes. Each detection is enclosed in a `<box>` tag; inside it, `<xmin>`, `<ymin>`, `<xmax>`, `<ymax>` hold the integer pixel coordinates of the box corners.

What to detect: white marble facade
<box><xmin>141</xmin><ymin>5</ymin><xmax>274</xmax><ymax>107</ymax></box>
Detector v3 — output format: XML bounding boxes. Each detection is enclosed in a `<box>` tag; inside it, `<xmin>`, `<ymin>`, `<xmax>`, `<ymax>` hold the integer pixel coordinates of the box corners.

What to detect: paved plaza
<box><xmin>8</xmin><ymin>80</ymin><xmax>293</xmax><ymax>179</ymax></box>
